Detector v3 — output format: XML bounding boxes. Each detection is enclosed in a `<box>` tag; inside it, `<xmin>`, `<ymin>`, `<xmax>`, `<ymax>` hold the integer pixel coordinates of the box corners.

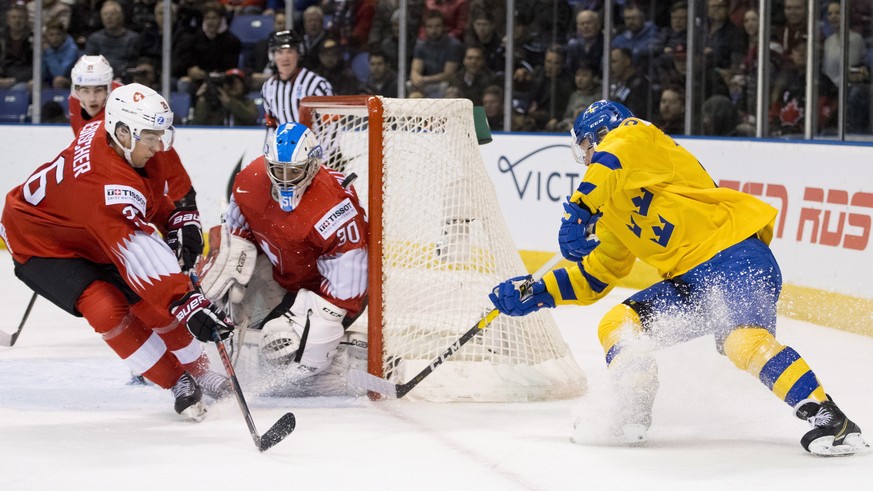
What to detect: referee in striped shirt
<box><xmin>261</xmin><ymin>30</ymin><xmax>334</xmax><ymax>139</ymax></box>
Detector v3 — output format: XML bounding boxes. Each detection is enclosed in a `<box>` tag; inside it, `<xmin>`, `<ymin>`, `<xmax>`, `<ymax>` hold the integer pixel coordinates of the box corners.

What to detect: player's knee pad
<box><xmin>597</xmin><ymin>303</ymin><xmax>643</xmax><ymax>366</ymax></box>
<box><xmin>76</xmin><ymin>280</ymin><xmax>130</xmax><ymax>334</ymax></box>
<box><xmin>723</xmin><ymin>327</ymin><xmax>783</xmax><ymax>374</ymax></box>
<box><xmin>260</xmin><ymin>289</ymin><xmax>346</xmax><ymax>378</ymax></box>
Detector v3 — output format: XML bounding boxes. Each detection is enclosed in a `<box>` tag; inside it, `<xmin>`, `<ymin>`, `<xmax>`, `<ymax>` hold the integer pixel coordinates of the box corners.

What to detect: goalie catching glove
<box><xmin>259</xmin><ymin>289</ymin><xmax>346</xmax><ymax>380</ymax></box>
<box><xmin>171</xmin><ymin>291</ymin><xmax>234</xmax><ymax>343</ymax></box>
<box><xmin>166</xmin><ymin>209</ymin><xmax>204</xmax><ymax>273</ymax></box>
<box><xmin>559</xmin><ymin>199</ymin><xmax>601</xmax><ymax>262</ymax></box>
<box><xmin>489</xmin><ymin>275</ymin><xmax>555</xmax><ymax>316</ymax></box>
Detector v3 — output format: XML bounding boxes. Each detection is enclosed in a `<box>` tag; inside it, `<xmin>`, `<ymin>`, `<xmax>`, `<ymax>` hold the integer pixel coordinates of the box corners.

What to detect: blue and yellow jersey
<box><xmin>543</xmin><ymin>118</ymin><xmax>777</xmax><ymax>305</ymax></box>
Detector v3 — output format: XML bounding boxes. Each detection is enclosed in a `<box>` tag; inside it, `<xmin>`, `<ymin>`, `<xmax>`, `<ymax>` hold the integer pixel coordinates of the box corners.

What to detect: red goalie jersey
<box><xmin>1</xmin><ymin>120</ymin><xmax>191</xmax><ymax>311</ymax></box>
<box><xmin>70</xmin><ymin>82</ymin><xmax>194</xmax><ymax>206</ymax></box>
<box><xmin>227</xmin><ymin>156</ymin><xmax>369</xmax><ymax>316</ymax></box>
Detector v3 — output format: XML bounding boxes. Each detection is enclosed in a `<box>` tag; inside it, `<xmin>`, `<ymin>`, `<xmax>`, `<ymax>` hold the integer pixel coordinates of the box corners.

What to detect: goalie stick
<box><xmin>348</xmin><ymin>252</ymin><xmax>564</xmax><ymax>399</ymax></box>
<box><xmin>191</xmin><ymin>274</ymin><xmax>295</xmax><ymax>452</ymax></box>
<box><xmin>0</xmin><ymin>292</ymin><xmax>37</xmax><ymax>347</ymax></box>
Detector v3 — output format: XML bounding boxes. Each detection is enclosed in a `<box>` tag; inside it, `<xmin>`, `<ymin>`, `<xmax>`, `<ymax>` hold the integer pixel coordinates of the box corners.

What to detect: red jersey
<box><xmin>227</xmin><ymin>158</ymin><xmax>368</xmax><ymax>315</ymax></box>
<box><xmin>1</xmin><ymin>120</ymin><xmax>191</xmax><ymax>311</ymax></box>
<box><xmin>69</xmin><ymin>83</ymin><xmax>193</xmax><ymax>205</ymax></box>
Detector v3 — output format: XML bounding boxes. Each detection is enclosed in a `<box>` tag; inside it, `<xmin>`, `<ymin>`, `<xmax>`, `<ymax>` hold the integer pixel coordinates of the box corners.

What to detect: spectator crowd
<box><xmin>2</xmin><ymin>0</ymin><xmax>872</xmax><ymax>135</ymax></box>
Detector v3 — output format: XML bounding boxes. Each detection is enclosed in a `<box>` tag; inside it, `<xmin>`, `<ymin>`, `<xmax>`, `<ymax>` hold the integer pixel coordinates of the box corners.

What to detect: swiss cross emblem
<box><xmin>133</xmin><ymin>92</ymin><xmax>144</xmax><ymax>102</ymax></box>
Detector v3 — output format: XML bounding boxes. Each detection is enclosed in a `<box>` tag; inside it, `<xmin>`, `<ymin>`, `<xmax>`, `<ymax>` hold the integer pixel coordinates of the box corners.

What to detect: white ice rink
<box><xmin>1</xmin><ymin>251</ymin><xmax>871</xmax><ymax>490</ymax></box>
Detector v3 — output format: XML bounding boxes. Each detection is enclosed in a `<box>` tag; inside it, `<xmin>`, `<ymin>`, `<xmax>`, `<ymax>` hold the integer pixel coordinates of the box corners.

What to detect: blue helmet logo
<box><xmin>572</xmin><ymin>100</ymin><xmax>633</xmax><ymax>146</ymax></box>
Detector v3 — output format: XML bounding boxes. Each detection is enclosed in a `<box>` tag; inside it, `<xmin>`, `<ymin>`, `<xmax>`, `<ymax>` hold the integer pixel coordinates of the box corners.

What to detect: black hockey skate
<box><xmin>795</xmin><ymin>395</ymin><xmax>869</xmax><ymax>456</ymax></box>
<box><xmin>195</xmin><ymin>370</ymin><xmax>232</xmax><ymax>400</ymax></box>
<box><xmin>172</xmin><ymin>372</ymin><xmax>206</xmax><ymax>422</ymax></box>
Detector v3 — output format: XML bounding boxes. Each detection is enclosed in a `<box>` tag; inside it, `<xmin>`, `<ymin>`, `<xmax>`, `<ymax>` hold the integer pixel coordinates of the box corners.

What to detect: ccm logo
<box><xmin>322</xmin><ymin>307</ymin><xmax>342</xmax><ymax>318</ymax></box>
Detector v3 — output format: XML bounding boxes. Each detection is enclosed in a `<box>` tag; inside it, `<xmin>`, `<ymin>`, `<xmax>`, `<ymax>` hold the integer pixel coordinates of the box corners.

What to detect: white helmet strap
<box><xmin>109</xmin><ymin>122</ymin><xmax>137</xmax><ymax>166</ymax></box>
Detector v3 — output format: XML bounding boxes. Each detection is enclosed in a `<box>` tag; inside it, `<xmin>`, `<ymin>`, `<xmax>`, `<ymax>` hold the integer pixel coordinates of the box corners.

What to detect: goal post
<box><xmin>300</xmin><ymin>96</ymin><xmax>586</xmax><ymax>402</ymax></box>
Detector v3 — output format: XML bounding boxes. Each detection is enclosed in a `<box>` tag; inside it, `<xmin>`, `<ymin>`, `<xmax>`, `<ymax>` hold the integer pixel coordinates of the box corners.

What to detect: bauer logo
<box><xmin>104</xmin><ymin>184</ymin><xmax>146</xmax><ymax>216</ymax></box>
<box><xmin>316</xmin><ymin>198</ymin><xmax>357</xmax><ymax>239</ymax></box>
<box><xmin>495</xmin><ymin>144</ymin><xmax>585</xmax><ymax>202</ymax></box>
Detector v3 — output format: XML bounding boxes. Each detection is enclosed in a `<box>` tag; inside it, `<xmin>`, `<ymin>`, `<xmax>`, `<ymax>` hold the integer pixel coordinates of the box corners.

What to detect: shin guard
<box><xmin>723</xmin><ymin>327</ymin><xmax>827</xmax><ymax>407</ymax></box>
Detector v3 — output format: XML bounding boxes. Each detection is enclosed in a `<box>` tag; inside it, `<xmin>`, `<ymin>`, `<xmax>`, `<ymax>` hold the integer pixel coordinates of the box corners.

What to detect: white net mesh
<box><xmin>305</xmin><ymin>97</ymin><xmax>586</xmax><ymax>402</ymax></box>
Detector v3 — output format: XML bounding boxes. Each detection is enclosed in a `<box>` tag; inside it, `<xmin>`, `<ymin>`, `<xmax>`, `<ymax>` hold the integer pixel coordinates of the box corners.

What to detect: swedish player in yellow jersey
<box><xmin>489</xmin><ymin>100</ymin><xmax>868</xmax><ymax>456</ymax></box>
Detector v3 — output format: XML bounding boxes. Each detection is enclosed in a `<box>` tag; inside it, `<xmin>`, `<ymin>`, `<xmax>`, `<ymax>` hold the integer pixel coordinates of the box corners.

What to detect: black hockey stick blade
<box><xmin>0</xmin><ymin>292</ymin><xmax>37</xmax><ymax>347</ymax></box>
<box><xmin>258</xmin><ymin>412</ymin><xmax>296</xmax><ymax>452</ymax></box>
<box><xmin>189</xmin><ymin>272</ymin><xmax>296</xmax><ymax>452</ymax></box>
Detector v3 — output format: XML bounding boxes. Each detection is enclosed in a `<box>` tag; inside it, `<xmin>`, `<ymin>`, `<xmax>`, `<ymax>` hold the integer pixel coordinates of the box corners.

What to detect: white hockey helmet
<box><xmin>104</xmin><ymin>83</ymin><xmax>175</xmax><ymax>165</ymax></box>
<box><xmin>264</xmin><ymin>122</ymin><xmax>323</xmax><ymax>212</ymax></box>
<box><xmin>71</xmin><ymin>55</ymin><xmax>114</xmax><ymax>92</ymax></box>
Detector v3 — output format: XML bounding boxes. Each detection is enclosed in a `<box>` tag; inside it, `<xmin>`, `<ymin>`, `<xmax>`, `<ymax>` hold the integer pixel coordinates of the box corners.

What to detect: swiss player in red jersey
<box><xmin>69</xmin><ymin>55</ymin><xmax>203</xmax><ymax>272</ymax></box>
<box><xmin>198</xmin><ymin>122</ymin><xmax>368</xmax><ymax>388</ymax></box>
<box><xmin>1</xmin><ymin>84</ymin><xmax>233</xmax><ymax>421</ymax></box>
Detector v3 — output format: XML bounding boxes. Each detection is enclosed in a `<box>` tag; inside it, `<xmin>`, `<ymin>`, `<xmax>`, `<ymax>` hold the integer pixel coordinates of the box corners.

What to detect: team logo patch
<box><xmin>315</xmin><ymin>198</ymin><xmax>357</xmax><ymax>239</ymax></box>
<box><xmin>104</xmin><ymin>184</ymin><xmax>146</xmax><ymax>216</ymax></box>
<box><xmin>133</xmin><ymin>91</ymin><xmax>144</xmax><ymax>102</ymax></box>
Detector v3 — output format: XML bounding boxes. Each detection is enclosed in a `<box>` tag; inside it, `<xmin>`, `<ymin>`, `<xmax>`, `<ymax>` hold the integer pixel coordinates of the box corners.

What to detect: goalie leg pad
<box><xmin>259</xmin><ymin>289</ymin><xmax>347</xmax><ymax>378</ymax></box>
<box><xmin>197</xmin><ymin>225</ymin><xmax>258</xmax><ymax>302</ymax></box>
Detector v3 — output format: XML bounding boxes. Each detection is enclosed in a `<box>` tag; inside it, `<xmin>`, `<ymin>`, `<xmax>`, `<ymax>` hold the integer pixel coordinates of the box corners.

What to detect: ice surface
<box><xmin>1</xmin><ymin>252</ymin><xmax>871</xmax><ymax>490</ymax></box>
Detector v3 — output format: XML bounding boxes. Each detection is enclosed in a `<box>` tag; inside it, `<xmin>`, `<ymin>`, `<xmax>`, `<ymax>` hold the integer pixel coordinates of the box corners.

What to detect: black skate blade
<box><xmin>258</xmin><ymin>413</ymin><xmax>296</xmax><ymax>452</ymax></box>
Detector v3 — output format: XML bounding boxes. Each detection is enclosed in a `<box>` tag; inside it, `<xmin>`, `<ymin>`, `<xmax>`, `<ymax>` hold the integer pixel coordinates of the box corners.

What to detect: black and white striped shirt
<box><xmin>261</xmin><ymin>67</ymin><xmax>334</xmax><ymax>127</ymax></box>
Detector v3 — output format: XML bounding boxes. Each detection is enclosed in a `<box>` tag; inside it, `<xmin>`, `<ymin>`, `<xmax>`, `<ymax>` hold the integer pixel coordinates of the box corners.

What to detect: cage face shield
<box><xmin>264</xmin><ymin>122</ymin><xmax>323</xmax><ymax>212</ymax></box>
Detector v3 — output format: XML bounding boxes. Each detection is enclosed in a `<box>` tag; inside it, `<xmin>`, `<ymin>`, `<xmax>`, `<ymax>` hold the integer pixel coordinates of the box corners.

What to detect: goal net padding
<box><xmin>300</xmin><ymin>96</ymin><xmax>586</xmax><ymax>402</ymax></box>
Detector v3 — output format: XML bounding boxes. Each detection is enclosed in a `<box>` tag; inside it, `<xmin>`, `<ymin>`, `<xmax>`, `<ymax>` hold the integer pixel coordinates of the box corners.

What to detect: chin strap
<box><xmin>108</xmin><ymin>127</ymin><xmax>138</xmax><ymax>166</ymax></box>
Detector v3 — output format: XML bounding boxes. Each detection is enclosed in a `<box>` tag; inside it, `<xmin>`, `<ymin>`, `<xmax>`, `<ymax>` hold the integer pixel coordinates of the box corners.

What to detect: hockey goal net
<box><xmin>300</xmin><ymin>96</ymin><xmax>586</xmax><ymax>402</ymax></box>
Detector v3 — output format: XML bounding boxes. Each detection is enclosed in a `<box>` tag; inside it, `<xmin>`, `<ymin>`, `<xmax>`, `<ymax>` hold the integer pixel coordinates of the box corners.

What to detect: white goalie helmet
<box><xmin>71</xmin><ymin>55</ymin><xmax>114</xmax><ymax>92</ymax></box>
<box><xmin>264</xmin><ymin>122</ymin><xmax>323</xmax><ymax>212</ymax></box>
<box><xmin>104</xmin><ymin>83</ymin><xmax>175</xmax><ymax>165</ymax></box>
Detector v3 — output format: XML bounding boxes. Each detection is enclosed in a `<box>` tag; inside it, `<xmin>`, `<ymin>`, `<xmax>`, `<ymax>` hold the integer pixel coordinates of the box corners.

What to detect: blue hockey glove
<box><xmin>489</xmin><ymin>275</ymin><xmax>555</xmax><ymax>317</ymax></box>
<box><xmin>558</xmin><ymin>200</ymin><xmax>601</xmax><ymax>262</ymax></box>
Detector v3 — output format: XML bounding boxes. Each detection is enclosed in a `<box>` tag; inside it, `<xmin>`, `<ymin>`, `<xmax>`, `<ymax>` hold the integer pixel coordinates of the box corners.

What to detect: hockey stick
<box><xmin>191</xmin><ymin>274</ymin><xmax>295</xmax><ymax>452</ymax></box>
<box><xmin>0</xmin><ymin>292</ymin><xmax>37</xmax><ymax>347</ymax></box>
<box><xmin>348</xmin><ymin>253</ymin><xmax>564</xmax><ymax>399</ymax></box>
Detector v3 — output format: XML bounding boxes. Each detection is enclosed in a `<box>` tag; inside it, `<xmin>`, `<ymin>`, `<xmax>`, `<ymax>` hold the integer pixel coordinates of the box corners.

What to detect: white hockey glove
<box><xmin>259</xmin><ymin>289</ymin><xmax>346</xmax><ymax>379</ymax></box>
<box><xmin>197</xmin><ymin>224</ymin><xmax>257</xmax><ymax>304</ymax></box>
<box><xmin>166</xmin><ymin>209</ymin><xmax>204</xmax><ymax>273</ymax></box>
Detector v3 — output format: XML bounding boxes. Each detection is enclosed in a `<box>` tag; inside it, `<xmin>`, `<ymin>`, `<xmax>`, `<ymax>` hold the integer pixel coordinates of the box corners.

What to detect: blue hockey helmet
<box><xmin>264</xmin><ymin>122</ymin><xmax>323</xmax><ymax>212</ymax></box>
<box><xmin>570</xmin><ymin>100</ymin><xmax>633</xmax><ymax>163</ymax></box>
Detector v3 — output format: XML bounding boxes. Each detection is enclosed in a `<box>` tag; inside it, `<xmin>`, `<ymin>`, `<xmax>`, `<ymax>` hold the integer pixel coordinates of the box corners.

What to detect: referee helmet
<box><xmin>269</xmin><ymin>29</ymin><xmax>302</xmax><ymax>52</ymax></box>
